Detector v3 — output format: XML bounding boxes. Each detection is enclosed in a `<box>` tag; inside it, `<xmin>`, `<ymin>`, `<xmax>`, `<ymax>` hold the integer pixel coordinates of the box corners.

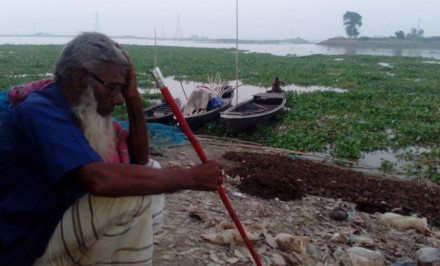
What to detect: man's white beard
<box><xmin>73</xmin><ymin>85</ymin><xmax>115</xmax><ymax>162</ymax></box>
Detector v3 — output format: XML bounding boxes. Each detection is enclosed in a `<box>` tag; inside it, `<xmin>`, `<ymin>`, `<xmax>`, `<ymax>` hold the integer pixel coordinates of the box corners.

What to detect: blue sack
<box><xmin>208</xmin><ymin>96</ymin><xmax>224</xmax><ymax>110</ymax></box>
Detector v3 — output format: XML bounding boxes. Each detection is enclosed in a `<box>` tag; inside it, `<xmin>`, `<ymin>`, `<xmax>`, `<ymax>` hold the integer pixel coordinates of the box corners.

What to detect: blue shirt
<box><xmin>0</xmin><ymin>84</ymin><xmax>102</xmax><ymax>265</ymax></box>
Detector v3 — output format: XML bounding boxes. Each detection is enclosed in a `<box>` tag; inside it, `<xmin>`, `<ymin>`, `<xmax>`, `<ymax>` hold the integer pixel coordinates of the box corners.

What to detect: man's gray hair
<box><xmin>54</xmin><ymin>32</ymin><xmax>128</xmax><ymax>87</ymax></box>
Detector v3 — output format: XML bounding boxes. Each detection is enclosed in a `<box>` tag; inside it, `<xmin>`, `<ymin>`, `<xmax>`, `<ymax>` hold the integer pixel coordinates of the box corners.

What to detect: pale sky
<box><xmin>1</xmin><ymin>0</ymin><xmax>439</xmax><ymax>42</ymax></box>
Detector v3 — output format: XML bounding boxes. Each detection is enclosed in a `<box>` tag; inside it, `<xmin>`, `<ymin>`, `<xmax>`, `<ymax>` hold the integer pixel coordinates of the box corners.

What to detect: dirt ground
<box><xmin>152</xmin><ymin>136</ymin><xmax>440</xmax><ymax>266</ymax></box>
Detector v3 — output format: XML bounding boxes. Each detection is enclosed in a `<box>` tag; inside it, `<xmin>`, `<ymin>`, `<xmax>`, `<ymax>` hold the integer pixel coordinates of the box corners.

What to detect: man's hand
<box><xmin>190</xmin><ymin>160</ymin><xmax>225</xmax><ymax>191</ymax></box>
<box><xmin>115</xmin><ymin>45</ymin><xmax>149</xmax><ymax>165</ymax></box>
<box><xmin>121</xmin><ymin>50</ymin><xmax>140</xmax><ymax>100</ymax></box>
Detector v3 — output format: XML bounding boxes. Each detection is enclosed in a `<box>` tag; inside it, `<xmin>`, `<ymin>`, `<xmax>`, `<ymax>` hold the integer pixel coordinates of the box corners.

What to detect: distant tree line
<box><xmin>394</xmin><ymin>28</ymin><xmax>424</xmax><ymax>39</ymax></box>
<box><xmin>342</xmin><ymin>11</ymin><xmax>426</xmax><ymax>40</ymax></box>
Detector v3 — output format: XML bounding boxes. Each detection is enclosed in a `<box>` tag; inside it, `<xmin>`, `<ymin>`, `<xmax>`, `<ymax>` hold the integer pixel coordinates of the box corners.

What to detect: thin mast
<box><xmin>235</xmin><ymin>0</ymin><xmax>239</xmax><ymax>105</ymax></box>
<box><xmin>154</xmin><ymin>28</ymin><xmax>157</xmax><ymax>67</ymax></box>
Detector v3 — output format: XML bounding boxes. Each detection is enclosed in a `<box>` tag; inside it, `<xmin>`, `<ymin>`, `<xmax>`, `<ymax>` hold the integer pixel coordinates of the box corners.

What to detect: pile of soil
<box><xmin>224</xmin><ymin>151</ymin><xmax>440</xmax><ymax>226</ymax></box>
<box><xmin>153</xmin><ymin>138</ymin><xmax>440</xmax><ymax>265</ymax></box>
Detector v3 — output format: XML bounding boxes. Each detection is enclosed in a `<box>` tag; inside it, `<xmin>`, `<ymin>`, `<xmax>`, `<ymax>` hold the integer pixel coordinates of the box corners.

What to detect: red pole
<box><xmin>158</xmin><ymin>84</ymin><xmax>262</xmax><ymax>266</ymax></box>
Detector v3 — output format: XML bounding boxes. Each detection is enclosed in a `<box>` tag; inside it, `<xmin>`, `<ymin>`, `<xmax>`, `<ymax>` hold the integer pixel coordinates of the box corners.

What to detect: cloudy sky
<box><xmin>1</xmin><ymin>0</ymin><xmax>439</xmax><ymax>42</ymax></box>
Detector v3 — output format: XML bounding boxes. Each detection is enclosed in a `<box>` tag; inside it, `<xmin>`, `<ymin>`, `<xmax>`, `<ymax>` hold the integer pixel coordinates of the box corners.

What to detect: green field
<box><xmin>1</xmin><ymin>44</ymin><xmax>440</xmax><ymax>182</ymax></box>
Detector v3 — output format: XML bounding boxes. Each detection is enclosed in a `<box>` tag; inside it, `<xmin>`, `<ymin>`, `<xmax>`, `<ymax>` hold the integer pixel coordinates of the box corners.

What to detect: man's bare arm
<box><xmin>121</xmin><ymin>50</ymin><xmax>149</xmax><ymax>164</ymax></box>
<box><xmin>74</xmin><ymin>160</ymin><xmax>224</xmax><ymax>197</ymax></box>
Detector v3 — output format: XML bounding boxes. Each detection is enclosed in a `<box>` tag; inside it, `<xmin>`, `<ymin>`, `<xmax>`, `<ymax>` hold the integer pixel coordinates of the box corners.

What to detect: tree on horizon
<box><xmin>343</xmin><ymin>11</ymin><xmax>362</xmax><ymax>38</ymax></box>
<box><xmin>407</xmin><ymin>27</ymin><xmax>424</xmax><ymax>39</ymax></box>
<box><xmin>395</xmin><ymin>30</ymin><xmax>405</xmax><ymax>39</ymax></box>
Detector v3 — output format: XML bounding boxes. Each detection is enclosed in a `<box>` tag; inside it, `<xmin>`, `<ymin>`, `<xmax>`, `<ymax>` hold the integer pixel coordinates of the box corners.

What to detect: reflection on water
<box><xmin>344</xmin><ymin>45</ymin><xmax>357</xmax><ymax>55</ymax></box>
<box><xmin>341</xmin><ymin>45</ymin><xmax>435</xmax><ymax>59</ymax></box>
<box><xmin>393</xmin><ymin>47</ymin><xmax>403</xmax><ymax>57</ymax></box>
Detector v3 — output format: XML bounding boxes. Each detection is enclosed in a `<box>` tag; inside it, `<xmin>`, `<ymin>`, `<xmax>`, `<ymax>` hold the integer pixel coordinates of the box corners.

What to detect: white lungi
<box><xmin>34</xmin><ymin>159</ymin><xmax>165</xmax><ymax>266</ymax></box>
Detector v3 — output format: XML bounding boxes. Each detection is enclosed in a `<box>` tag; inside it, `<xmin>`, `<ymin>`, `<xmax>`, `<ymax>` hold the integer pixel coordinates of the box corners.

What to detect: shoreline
<box><xmin>319</xmin><ymin>37</ymin><xmax>440</xmax><ymax>49</ymax></box>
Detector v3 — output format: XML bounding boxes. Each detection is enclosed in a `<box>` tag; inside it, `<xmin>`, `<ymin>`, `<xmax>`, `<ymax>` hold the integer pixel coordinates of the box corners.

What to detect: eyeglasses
<box><xmin>89</xmin><ymin>73</ymin><xmax>124</xmax><ymax>95</ymax></box>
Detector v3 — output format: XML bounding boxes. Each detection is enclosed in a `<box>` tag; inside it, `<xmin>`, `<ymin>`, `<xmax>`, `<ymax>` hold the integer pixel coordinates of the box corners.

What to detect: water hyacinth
<box><xmin>1</xmin><ymin>44</ymin><xmax>440</xmax><ymax>182</ymax></box>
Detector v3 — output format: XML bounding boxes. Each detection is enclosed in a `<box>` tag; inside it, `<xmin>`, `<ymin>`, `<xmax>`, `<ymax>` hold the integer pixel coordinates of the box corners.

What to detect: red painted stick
<box><xmin>152</xmin><ymin>68</ymin><xmax>262</xmax><ymax>266</ymax></box>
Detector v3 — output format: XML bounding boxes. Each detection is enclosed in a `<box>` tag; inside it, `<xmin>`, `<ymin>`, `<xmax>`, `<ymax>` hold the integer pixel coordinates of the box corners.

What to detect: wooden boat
<box><xmin>220</xmin><ymin>92</ymin><xmax>286</xmax><ymax>133</ymax></box>
<box><xmin>143</xmin><ymin>98</ymin><xmax>181</xmax><ymax>125</ymax></box>
<box><xmin>180</xmin><ymin>85</ymin><xmax>234</xmax><ymax>130</ymax></box>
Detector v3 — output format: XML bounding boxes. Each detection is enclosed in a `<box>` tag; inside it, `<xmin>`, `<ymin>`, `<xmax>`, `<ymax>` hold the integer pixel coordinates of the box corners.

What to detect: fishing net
<box><xmin>116</xmin><ymin>120</ymin><xmax>188</xmax><ymax>155</ymax></box>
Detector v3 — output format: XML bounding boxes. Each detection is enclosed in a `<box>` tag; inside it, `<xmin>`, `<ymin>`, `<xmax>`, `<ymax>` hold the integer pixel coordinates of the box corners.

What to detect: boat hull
<box><xmin>221</xmin><ymin>92</ymin><xmax>286</xmax><ymax>133</ymax></box>
<box><xmin>144</xmin><ymin>98</ymin><xmax>180</xmax><ymax>125</ymax></box>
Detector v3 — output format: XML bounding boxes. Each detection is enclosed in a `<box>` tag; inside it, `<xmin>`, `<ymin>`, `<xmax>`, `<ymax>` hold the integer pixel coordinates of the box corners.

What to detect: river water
<box><xmin>2</xmin><ymin>36</ymin><xmax>440</xmax><ymax>59</ymax></box>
